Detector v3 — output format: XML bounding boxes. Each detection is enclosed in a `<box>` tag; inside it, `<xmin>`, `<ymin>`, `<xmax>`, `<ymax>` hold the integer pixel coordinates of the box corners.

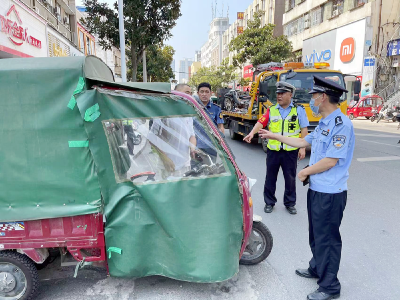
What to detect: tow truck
<box><xmin>222</xmin><ymin>62</ymin><xmax>359</xmax><ymax>152</ymax></box>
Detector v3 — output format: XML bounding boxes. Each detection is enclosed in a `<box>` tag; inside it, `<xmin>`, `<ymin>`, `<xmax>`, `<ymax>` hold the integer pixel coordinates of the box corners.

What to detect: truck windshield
<box><xmin>280</xmin><ymin>72</ymin><xmax>346</xmax><ymax>103</ymax></box>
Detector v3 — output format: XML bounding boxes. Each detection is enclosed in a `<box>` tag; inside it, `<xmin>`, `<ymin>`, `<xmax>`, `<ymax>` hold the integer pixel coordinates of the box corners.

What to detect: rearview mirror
<box><xmin>353</xmin><ymin>81</ymin><xmax>361</xmax><ymax>94</ymax></box>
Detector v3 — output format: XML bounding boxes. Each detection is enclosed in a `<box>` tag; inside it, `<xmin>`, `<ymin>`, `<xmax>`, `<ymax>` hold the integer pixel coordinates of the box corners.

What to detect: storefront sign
<box><xmin>392</xmin><ymin>56</ymin><xmax>399</xmax><ymax>68</ymax></box>
<box><xmin>237</xmin><ymin>12</ymin><xmax>244</xmax><ymax>20</ymax></box>
<box><xmin>237</xmin><ymin>26</ymin><xmax>243</xmax><ymax>34</ymax></box>
<box><xmin>361</xmin><ymin>56</ymin><xmax>375</xmax><ymax>96</ymax></box>
<box><xmin>340</xmin><ymin>37</ymin><xmax>355</xmax><ymax>63</ymax></box>
<box><xmin>243</xmin><ymin>64</ymin><xmax>253</xmax><ymax>79</ymax></box>
<box><xmin>0</xmin><ymin>4</ymin><xmax>42</xmax><ymax>49</ymax></box>
<box><xmin>387</xmin><ymin>39</ymin><xmax>400</xmax><ymax>57</ymax></box>
<box><xmin>305</xmin><ymin>49</ymin><xmax>332</xmax><ymax>63</ymax></box>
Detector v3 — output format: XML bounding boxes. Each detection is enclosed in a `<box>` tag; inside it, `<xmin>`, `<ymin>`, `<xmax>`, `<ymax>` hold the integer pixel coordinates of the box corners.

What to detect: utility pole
<box><xmin>143</xmin><ymin>50</ymin><xmax>147</xmax><ymax>82</ymax></box>
<box><xmin>118</xmin><ymin>0</ymin><xmax>127</xmax><ymax>82</ymax></box>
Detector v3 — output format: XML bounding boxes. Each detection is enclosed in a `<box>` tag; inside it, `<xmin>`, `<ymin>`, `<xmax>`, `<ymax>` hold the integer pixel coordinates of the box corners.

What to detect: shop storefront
<box><xmin>302</xmin><ymin>18</ymin><xmax>373</xmax><ymax>102</ymax></box>
<box><xmin>47</xmin><ymin>26</ymin><xmax>83</xmax><ymax>57</ymax></box>
<box><xmin>0</xmin><ymin>1</ymin><xmax>46</xmax><ymax>59</ymax></box>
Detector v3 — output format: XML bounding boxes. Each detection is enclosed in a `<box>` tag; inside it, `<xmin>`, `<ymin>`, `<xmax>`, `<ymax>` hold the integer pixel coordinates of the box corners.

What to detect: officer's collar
<box><xmin>320</xmin><ymin>108</ymin><xmax>341</xmax><ymax>125</ymax></box>
<box><xmin>276</xmin><ymin>101</ymin><xmax>294</xmax><ymax>109</ymax></box>
<box><xmin>205</xmin><ymin>100</ymin><xmax>212</xmax><ymax>108</ymax></box>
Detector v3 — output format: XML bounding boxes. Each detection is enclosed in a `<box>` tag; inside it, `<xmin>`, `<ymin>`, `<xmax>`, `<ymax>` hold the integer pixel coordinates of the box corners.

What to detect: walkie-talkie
<box><xmin>302</xmin><ymin>165</ymin><xmax>310</xmax><ymax>186</ymax></box>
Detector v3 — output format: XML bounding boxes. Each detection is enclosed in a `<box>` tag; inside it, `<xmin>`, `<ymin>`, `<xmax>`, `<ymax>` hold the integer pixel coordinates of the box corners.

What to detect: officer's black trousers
<box><xmin>307</xmin><ymin>189</ymin><xmax>347</xmax><ymax>295</ymax></box>
<box><xmin>264</xmin><ymin>149</ymin><xmax>298</xmax><ymax>207</ymax></box>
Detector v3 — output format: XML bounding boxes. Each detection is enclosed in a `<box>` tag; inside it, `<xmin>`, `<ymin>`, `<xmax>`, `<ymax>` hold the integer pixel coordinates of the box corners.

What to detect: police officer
<box><xmin>196</xmin><ymin>82</ymin><xmax>225</xmax><ymax>133</ymax></box>
<box><xmin>259</xmin><ymin>76</ymin><xmax>354</xmax><ymax>300</ymax></box>
<box><xmin>245</xmin><ymin>81</ymin><xmax>309</xmax><ymax>215</ymax></box>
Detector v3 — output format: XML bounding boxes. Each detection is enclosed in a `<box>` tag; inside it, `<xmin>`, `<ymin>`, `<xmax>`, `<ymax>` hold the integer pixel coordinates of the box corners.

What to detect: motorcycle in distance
<box><xmin>370</xmin><ymin>108</ymin><xmax>379</xmax><ymax>122</ymax></box>
<box><xmin>224</xmin><ymin>89</ymin><xmax>252</xmax><ymax>112</ymax></box>
<box><xmin>376</xmin><ymin>105</ymin><xmax>398</xmax><ymax>123</ymax></box>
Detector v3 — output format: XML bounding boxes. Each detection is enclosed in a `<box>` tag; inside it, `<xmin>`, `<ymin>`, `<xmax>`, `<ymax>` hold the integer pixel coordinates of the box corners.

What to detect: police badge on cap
<box><xmin>309</xmin><ymin>76</ymin><xmax>348</xmax><ymax>100</ymax></box>
<box><xmin>276</xmin><ymin>81</ymin><xmax>296</xmax><ymax>96</ymax></box>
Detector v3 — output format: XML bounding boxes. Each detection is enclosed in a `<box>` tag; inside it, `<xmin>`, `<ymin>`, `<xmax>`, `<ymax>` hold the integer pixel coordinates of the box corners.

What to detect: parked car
<box><xmin>347</xmin><ymin>95</ymin><xmax>384</xmax><ymax>120</ymax></box>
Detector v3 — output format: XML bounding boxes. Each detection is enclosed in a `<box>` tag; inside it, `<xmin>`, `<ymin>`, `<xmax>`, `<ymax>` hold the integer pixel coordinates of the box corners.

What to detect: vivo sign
<box><xmin>305</xmin><ymin>50</ymin><xmax>332</xmax><ymax>63</ymax></box>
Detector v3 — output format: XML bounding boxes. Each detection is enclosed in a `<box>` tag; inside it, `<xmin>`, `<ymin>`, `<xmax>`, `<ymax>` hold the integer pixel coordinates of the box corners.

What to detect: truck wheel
<box><xmin>365</xmin><ymin>116</ymin><xmax>370</xmax><ymax>120</ymax></box>
<box><xmin>224</xmin><ymin>98</ymin><xmax>234</xmax><ymax>112</ymax></box>
<box><xmin>0</xmin><ymin>251</ymin><xmax>39</xmax><ymax>300</ymax></box>
<box><xmin>348</xmin><ymin>114</ymin><xmax>354</xmax><ymax>120</ymax></box>
<box><xmin>240</xmin><ymin>221</ymin><xmax>273</xmax><ymax>265</ymax></box>
<box><xmin>229</xmin><ymin>122</ymin><xmax>239</xmax><ymax>140</ymax></box>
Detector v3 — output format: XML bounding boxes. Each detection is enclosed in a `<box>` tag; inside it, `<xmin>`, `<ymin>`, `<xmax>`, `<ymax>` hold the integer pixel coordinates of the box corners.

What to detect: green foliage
<box><xmin>189</xmin><ymin>59</ymin><xmax>239</xmax><ymax>93</ymax></box>
<box><xmin>127</xmin><ymin>44</ymin><xmax>175</xmax><ymax>82</ymax></box>
<box><xmin>238</xmin><ymin>77</ymin><xmax>251</xmax><ymax>88</ymax></box>
<box><xmin>83</xmin><ymin>0</ymin><xmax>181</xmax><ymax>81</ymax></box>
<box><xmin>229</xmin><ymin>11</ymin><xmax>293</xmax><ymax>67</ymax></box>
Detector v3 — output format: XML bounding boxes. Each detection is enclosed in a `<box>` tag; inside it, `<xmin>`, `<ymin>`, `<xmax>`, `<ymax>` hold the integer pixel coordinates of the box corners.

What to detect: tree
<box><xmin>229</xmin><ymin>11</ymin><xmax>293</xmax><ymax>68</ymax></box>
<box><xmin>129</xmin><ymin>44</ymin><xmax>175</xmax><ymax>82</ymax></box>
<box><xmin>189</xmin><ymin>59</ymin><xmax>239</xmax><ymax>93</ymax></box>
<box><xmin>83</xmin><ymin>0</ymin><xmax>181</xmax><ymax>82</ymax></box>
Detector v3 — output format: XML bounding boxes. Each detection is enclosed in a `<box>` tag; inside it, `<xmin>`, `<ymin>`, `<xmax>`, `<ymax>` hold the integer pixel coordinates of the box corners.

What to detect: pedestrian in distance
<box><xmin>259</xmin><ymin>76</ymin><xmax>354</xmax><ymax>300</ymax></box>
<box><xmin>244</xmin><ymin>81</ymin><xmax>309</xmax><ymax>215</ymax></box>
<box><xmin>174</xmin><ymin>83</ymin><xmax>192</xmax><ymax>96</ymax></box>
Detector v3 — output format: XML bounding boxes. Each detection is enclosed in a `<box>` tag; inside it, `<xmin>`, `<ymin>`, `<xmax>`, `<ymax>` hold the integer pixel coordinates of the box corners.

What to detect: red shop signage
<box><xmin>0</xmin><ymin>5</ymin><xmax>42</xmax><ymax>49</ymax></box>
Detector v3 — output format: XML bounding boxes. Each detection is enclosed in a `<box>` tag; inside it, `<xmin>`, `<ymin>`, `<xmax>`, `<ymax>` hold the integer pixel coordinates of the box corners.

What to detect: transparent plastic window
<box><xmin>103</xmin><ymin>116</ymin><xmax>230</xmax><ymax>184</ymax></box>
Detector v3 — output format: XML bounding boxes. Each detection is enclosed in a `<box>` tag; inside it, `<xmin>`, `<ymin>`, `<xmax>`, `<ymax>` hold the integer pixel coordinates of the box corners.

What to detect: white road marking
<box><xmin>356</xmin><ymin>133</ymin><xmax>400</xmax><ymax>138</ymax></box>
<box><xmin>357</xmin><ymin>156</ymin><xmax>400</xmax><ymax>162</ymax></box>
<box><xmin>360</xmin><ymin>140</ymin><xmax>400</xmax><ymax>148</ymax></box>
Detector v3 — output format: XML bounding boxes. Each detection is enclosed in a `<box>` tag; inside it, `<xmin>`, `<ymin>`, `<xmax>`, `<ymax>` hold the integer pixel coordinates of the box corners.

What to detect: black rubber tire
<box><xmin>240</xmin><ymin>221</ymin><xmax>273</xmax><ymax>265</ymax></box>
<box><xmin>370</xmin><ymin>116</ymin><xmax>376</xmax><ymax>122</ymax></box>
<box><xmin>348</xmin><ymin>114</ymin><xmax>354</xmax><ymax>120</ymax></box>
<box><xmin>365</xmin><ymin>116</ymin><xmax>370</xmax><ymax>120</ymax></box>
<box><xmin>0</xmin><ymin>251</ymin><xmax>39</xmax><ymax>300</ymax></box>
<box><xmin>229</xmin><ymin>122</ymin><xmax>239</xmax><ymax>140</ymax></box>
<box><xmin>132</xmin><ymin>135</ymin><xmax>142</xmax><ymax>145</ymax></box>
<box><xmin>392</xmin><ymin>116</ymin><xmax>397</xmax><ymax>123</ymax></box>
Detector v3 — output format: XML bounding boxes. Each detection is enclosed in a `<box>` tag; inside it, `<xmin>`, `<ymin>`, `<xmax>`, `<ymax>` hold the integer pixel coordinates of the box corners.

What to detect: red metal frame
<box><xmin>0</xmin><ymin>213</ymin><xmax>105</xmax><ymax>263</ymax></box>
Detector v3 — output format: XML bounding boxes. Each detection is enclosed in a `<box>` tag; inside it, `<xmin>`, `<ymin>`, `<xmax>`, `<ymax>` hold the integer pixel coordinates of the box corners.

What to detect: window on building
<box><xmin>289</xmin><ymin>0</ymin><xmax>295</xmax><ymax>10</ymax></box>
<box><xmin>262</xmin><ymin>0</ymin><xmax>265</xmax><ymax>10</ymax></box>
<box><xmin>78</xmin><ymin>30</ymin><xmax>85</xmax><ymax>53</ymax></box>
<box><xmin>86</xmin><ymin>36</ymin><xmax>92</xmax><ymax>55</ymax></box>
<box><xmin>255</xmin><ymin>4</ymin><xmax>259</xmax><ymax>12</ymax></box>
<box><xmin>297</xmin><ymin>16</ymin><xmax>304</xmax><ymax>34</ymax></box>
<box><xmin>311</xmin><ymin>6</ymin><xmax>323</xmax><ymax>27</ymax></box>
<box><xmin>251</xmin><ymin>9</ymin><xmax>253</xmax><ymax>19</ymax></box>
<box><xmin>353</xmin><ymin>0</ymin><xmax>367</xmax><ymax>7</ymax></box>
<box><xmin>332</xmin><ymin>0</ymin><xmax>344</xmax><ymax>17</ymax></box>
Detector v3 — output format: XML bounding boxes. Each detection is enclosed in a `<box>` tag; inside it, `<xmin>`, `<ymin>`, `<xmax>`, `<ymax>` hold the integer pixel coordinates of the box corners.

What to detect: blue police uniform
<box><xmin>301</xmin><ymin>76</ymin><xmax>355</xmax><ymax>298</ymax></box>
<box><xmin>264</xmin><ymin>100</ymin><xmax>309</xmax><ymax>208</ymax></box>
<box><xmin>194</xmin><ymin>99</ymin><xmax>224</xmax><ymax>161</ymax></box>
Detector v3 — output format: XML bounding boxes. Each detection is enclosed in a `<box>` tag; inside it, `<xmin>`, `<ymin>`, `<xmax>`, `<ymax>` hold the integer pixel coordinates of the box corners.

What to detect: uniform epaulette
<box><xmin>295</xmin><ymin>103</ymin><xmax>304</xmax><ymax>109</ymax></box>
<box><xmin>335</xmin><ymin>116</ymin><xmax>343</xmax><ymax>126</ymax></box>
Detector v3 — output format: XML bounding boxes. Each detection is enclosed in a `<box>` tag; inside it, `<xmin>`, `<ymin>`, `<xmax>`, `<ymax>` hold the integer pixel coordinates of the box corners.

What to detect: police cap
<box><xmin>276</xmin><ymin>81</ymin><xmax>295</xmax><ymax>94</ymax></box>
<box><xmin>309</xmin><ymin>75</ymin><xmax>348</xmax><ymax>99</ymax></box>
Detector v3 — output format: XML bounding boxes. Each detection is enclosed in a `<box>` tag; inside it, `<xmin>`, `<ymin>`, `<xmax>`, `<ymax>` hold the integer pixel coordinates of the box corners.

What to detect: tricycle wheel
<box><xmin>240</xmin><ymin>221</ymin><xmax>273</xmax><ymax>265</ymax></box>
<box><xmin>348</xmin><ymin>114</ymin><xmax>354</xmax><ymax>120</ymax></box>
<box><xmin>370</xmin><ymin>116</ymin><xmax>376</xmax><ymax>122</ymax></box>
<box><xmin>0</xmin><ymin>251</ymin><xmax>38</xmax><ymax>300</ymax></box>
<box><xmin>132</xmin><ymin>135</ymin><xmax>142</xmax><ymax>145</ymax></box>
<box><xmin>365</xmin><ymin>116</ymin><xmax>370</xmax><ymax>120</ymax></box>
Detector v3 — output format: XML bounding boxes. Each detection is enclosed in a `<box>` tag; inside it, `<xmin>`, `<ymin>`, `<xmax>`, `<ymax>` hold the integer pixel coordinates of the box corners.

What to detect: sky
<box><xmin>75</xmin><ymin>0</ymin><xmax>253</xmax><ymax>70</ymax></box>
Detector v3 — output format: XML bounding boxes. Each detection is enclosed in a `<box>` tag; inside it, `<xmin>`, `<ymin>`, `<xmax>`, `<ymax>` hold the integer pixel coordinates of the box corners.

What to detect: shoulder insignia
<box><xmin>333</xmin><ymin>135</ymin><xmax>346</xmax><ymax>149</ymax></box>
<box><xmin>219</xmin><ymin>112</ymin><xmax>223</xmax><ymax>119</ymax></box>
<box><xmin>335</xmin><ymin>116</ymin><xmax>343</xmax><ymax>126</ymax></box>
<box><xmin>294</xmin><ymin>103</ymin><xmax>304</xmax><ymax>109</ymax></box>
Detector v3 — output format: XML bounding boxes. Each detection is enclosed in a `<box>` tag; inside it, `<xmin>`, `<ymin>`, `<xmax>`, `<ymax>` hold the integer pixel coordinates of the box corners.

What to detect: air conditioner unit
<box><xmin>34</xmin><ymin>7</ymin><xmax>40</xmax><ymax>15</ymax></box>
<box><xmin>332</xmin><ymin>10</ymin><xmax>339</xmax><ymax>17</ymax></box>
<box><xmin>64</xmin><ymin>17</ymin><xmax>69</xmax><ymax>25</ymax></box>
<box><xmin>304</xmin><ymin>19</ymin><xmax>310</xmax><ymax>29</ymax></box>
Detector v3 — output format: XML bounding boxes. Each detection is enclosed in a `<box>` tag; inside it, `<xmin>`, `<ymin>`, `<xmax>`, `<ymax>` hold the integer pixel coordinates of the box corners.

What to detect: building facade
<box><xmin>178</xmin><ymin>58</ymin><xmax>193</xmax><ymax>83</ymax></box>
<box><xmin>194</xmin><ymin>50</ymin><xmax>201</xmax><ymax>62</ymax></box>
<box><xmin>201</xmin><ymin>17</ymin><xmax>229</xmax><ymax>68</ymax></box>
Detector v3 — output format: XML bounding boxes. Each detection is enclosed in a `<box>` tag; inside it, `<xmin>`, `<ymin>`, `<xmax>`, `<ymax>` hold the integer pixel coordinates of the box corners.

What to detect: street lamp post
<box><xmin>118</xmin><ymin>0</ymin><xmax>127</xmax><ymax>82</ymax></box>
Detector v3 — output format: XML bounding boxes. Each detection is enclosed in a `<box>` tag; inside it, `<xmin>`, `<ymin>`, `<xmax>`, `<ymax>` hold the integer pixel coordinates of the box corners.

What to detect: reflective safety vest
<box><xmin>267</xmin><ymin>105</ymin><xmax>301</xmax><ymax>151</ymax></box>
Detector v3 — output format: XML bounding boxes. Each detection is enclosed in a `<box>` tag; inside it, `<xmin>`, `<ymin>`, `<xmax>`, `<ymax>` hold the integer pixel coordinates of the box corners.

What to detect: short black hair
<box><xmin>327</xmin><ymin>94</ymin><xmax>340</xmax><ymax>104</ymax></box>
<box><xmin>198</xmin><ymin>82</ymin><xmax>212</xmax><ymax>92</ymax></box>
<box><xmin>174</xmin><ymin>84</ymin><xmax>190</xmax><ymax>91</ymax></box>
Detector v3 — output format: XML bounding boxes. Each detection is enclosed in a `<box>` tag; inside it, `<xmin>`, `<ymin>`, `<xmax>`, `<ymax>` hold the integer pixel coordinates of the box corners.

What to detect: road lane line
<box><xmin>360</xmin><ymin>140</ymin><xmax>400</xmax><ymax>148</ymax></box>
<box><xmin>357</xmin><ymin>156</ymin><xmax>400</xmax><ymax>162</ymax></box>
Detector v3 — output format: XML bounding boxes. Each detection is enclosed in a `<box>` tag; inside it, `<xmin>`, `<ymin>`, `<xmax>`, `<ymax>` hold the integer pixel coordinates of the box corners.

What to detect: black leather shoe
<box><xmin>286</xmin><ymin>206</ymin><xmax>297</xmax><ymax>214</ymax></box>
<box><xmin>264</xmin><ymin>205</ymin><xmax>273</xmax><ymax>213</ymax></box>
<box><xmin>307</xmin><ymin>290</ymin><xmax>340</xmax><ymax>300</ymax></box>
<box><xmin>295</xmin><ymin>269</ymin><xmax>318</xmax><ymax>279</ymax></box>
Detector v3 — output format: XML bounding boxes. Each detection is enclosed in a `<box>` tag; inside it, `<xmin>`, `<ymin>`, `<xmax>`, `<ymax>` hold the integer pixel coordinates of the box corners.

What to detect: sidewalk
<box><xmin>351</xmin><ymin>118</ymin><xmax>400</xmax><ymax>135</ymax></box>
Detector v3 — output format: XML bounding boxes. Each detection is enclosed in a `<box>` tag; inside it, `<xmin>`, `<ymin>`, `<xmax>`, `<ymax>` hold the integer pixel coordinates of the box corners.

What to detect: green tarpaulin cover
<box><xmin>0</xmin><ymin>56</ymin><xmax>243</xmax><ymax>282</ymax></box>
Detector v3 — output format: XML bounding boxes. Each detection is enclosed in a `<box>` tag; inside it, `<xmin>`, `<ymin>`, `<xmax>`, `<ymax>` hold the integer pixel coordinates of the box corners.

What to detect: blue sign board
<box><xmin>387</xmin><ymin>39</ymin><xmax>400</xmax><ymax>57</ymax></box>
<box><xmin>364</xmin><ymin>57</ymin><xmax>375</xmax><ymax>66</ymax></box>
